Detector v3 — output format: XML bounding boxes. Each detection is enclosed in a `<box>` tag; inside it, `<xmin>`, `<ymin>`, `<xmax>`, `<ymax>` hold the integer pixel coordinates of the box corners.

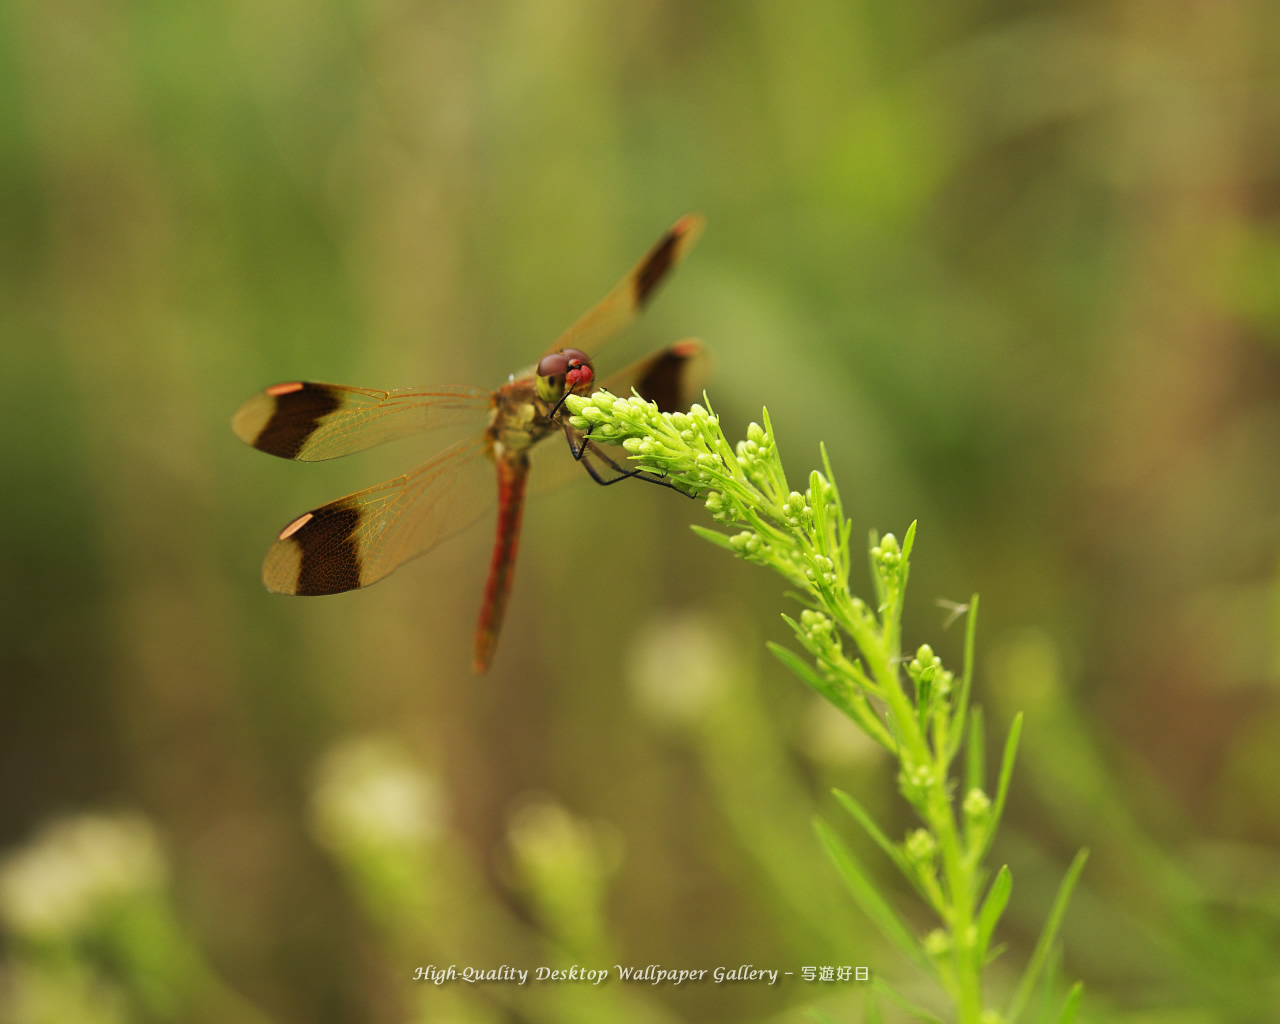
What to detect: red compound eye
<box><xmin>565</xmin><ymin>356</ymin><xmax>594</xmax><ymax>390</ymax></box>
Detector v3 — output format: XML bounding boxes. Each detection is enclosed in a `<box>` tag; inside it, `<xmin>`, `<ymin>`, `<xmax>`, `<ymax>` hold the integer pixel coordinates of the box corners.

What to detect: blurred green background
<box><xmin>3</xmin><ymin>1</ymin><xmax>1280</xmax><ymax>1021</ymax></box>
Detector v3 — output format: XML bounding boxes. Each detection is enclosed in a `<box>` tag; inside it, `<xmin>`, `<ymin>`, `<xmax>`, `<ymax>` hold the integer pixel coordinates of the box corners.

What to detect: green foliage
<box><xmin>567</xmin><ymin>390</ymin><xmax>1089</xmax><ymax>1022</ymax></box>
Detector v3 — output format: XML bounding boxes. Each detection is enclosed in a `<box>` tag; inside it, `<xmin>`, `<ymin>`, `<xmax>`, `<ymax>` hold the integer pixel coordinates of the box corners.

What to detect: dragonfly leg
<box><xmin>562</xmin><ymin>421</ymin><xmax>697</xmax><ymax>498</ymax></box>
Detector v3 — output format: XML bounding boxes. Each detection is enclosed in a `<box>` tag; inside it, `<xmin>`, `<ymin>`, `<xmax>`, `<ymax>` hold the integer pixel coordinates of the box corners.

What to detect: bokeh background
<box><xmin>3</xmin><ymin>1</ymin><xmax>1279</xmax><ymax>1021</ymax></box>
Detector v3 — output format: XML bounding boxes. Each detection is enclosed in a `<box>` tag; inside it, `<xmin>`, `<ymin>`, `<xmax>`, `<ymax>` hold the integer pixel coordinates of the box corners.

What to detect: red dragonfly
<box><xmin>233</xmin><ymin>215</ymin><xmax>704</xmax><ymax>672</ymax></box>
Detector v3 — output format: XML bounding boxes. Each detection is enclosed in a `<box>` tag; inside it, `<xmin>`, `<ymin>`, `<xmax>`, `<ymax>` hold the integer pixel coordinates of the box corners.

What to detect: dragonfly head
<box><xmin>535</xmin><ymin>348</ymin><xmax>595</xmax><ymax>406</ymax></box>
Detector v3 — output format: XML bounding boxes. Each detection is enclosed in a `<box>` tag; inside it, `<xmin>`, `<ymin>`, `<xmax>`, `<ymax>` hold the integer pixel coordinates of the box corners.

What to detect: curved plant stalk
<box><xmin>567</xmin><ymin>390</ymin><xmax>1087</xmax><ymax>1023</ymax></box>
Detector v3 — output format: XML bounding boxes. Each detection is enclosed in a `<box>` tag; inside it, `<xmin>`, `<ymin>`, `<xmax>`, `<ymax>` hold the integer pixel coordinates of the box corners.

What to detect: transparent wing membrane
<box><xmin>262</xmin><ymin>433</ymin><xmax>496</xmax><ymax>595</ymax></box>
<box><xmin>233</xmin><ymin>382</ymin><xmax>493</xmax><ymax>462</ymax></box>
<box><xmin>542</xmin><ymin>214</ymin><xmax>704</xmax><ymax>361</ymax></box>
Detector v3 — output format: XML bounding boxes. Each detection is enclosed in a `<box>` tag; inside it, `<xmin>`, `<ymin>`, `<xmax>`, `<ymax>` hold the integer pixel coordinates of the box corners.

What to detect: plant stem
<box><xmin>566</xmin><ymin>391</ymin><xmax>1082</xmax><ymax>1021</ymax></box>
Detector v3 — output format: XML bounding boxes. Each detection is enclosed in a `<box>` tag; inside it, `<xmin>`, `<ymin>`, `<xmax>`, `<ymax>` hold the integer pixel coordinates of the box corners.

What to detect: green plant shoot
<box><xmin>566</xmin><ymin>390</ymin><xmax>1088</xmax><ymax>1024</ymax></box>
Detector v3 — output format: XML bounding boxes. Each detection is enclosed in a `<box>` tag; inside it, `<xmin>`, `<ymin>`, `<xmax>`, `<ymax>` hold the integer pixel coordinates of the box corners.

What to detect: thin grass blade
<box><xmin>975</xmin><ymin>864</ymin><xmax>1012</xmax><ymax>957</ymax></box>
<box><xmin>948</xmin><ymin>593</ymin><xmax>980</xmax><ymax>764</ymax></box>
<box><xmin>1006</xmin><ymin>849</ymin><xmax>1089</xmax><ymax>1024</ymax></box>
<box><xmin>814</xmin><ymin>818</ymin><xmax>929</xmax><ymax>974</ymax></box>
<box><xmin>1053</xmin><ymin>982</ymin><xmax>1083</xmax><ymax>1024</ymax></box>
<box><xmin>981</xmin><ymin>712</ymin><xmax>1022</xmax><ymax>859</ymax></box>
<box><xmin>965</xmin><ymin>706</ymin><xmax>986</xmax><ymax>795</ymax></box>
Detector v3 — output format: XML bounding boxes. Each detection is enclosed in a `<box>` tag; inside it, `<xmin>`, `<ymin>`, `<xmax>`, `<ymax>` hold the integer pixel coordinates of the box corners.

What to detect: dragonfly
<box><xmin>233</xmin><ymin>214</ymin><xmax>705</xmax><ymax>673</ymax></box>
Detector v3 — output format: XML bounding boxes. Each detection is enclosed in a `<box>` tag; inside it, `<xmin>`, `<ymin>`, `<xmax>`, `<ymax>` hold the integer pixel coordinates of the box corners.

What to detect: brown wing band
<box><xmin>282</xmin><ymin>504</ymin><xmax>364</xmax><ymax>595</ymax></box>
<box><xmin>633</xmin><ymin>341</ymin><xmax>701</xmax><ymax>413</ymax></box>
<box><xmin>250</xmin><ymin>383</ymin><xmax>344</xmax><ymax>459</ymax></box>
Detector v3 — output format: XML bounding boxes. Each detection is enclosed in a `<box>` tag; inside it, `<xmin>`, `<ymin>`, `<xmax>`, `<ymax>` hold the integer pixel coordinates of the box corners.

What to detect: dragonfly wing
<box><xmin>263</xmin><ymin>433</ymin><xmax>495</xmax><ymax>595</ymax></box>
<box><xmin>233</xmin><ymin>382</ymin><xmax>493</xmax><ymax>462</ymax></box>
<box><xmin>542</xmin><ymin>214</ymin><xmax>704</xmax><ymax>360</ymax></box>
<box><xmin>600</xmin><ymin>338</ymin><xmax>709</xmax><ymax>413</ymax></box>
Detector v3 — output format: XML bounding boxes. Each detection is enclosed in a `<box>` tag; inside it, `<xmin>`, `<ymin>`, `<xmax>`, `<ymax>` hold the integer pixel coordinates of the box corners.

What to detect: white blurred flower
<box><xmin>309</xmin><ymin>736</ymin><xmax>444</xmax><ymax>854</ymax></box>
<box><xmin>628</xmin><ymin>611</ymin><xmax>731</xmax><ymax>726</ymax></box>
<box><xmin>0</xmin><ymin>812</ymin><xmax>167</xmax><ymax>940</ymax></box>
<box><xmin>4</xmin><ymin>962</ymin><xmax>130</xmax><ymax>1024</ymax></box>
<box><xmin>505</xmin><ymin>797</ymin><xmax>621</xmax><ymax>883</ymax></box>
<box><xmin>503</xmin><ymin>796</ymin><xmax>620</xmax><ymax>943</ymax></box>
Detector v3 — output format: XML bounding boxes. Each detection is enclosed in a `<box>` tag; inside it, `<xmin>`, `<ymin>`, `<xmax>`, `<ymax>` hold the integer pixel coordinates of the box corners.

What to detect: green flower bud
<box><xmin>806</xmin><ymin>554</ymin><xmax>837</xmax><ymax>587</ymax></box>
<box><xmin>797</xmin><ymin>610</ymin><xmax>842</xmax><ymax>658</ymax></box>
<box><xmin>904</xmin><ymin>828</ymin><xmax>937</xmax><ymax>864</ymax></box>
<box><xmin>963</xmin><ymin>788</ymin><xmax>991</xmax><ymax>820</ymax></box>
<box><xmin>899</xmin><ymin>763</ymin><xmax>934</xmax><ymax>796</ymax></box>
<box><xmin>782</xmin><ymin>491</ymin><xmax>812</xmax><ymax>529</ymax></box>
<box><xmin>924</xmin><ymin>929</ymin><xmax>951</xmax><ymax>956</ymax></box>
<box><xmin>799</xmin><ymin>609</ymin><xmax>832</xmax><ymax>634</ymax></box>
<box><xmin>705</xmin><ymin>492</ymin><xmax>740</xmax><ymax>524</ymax></box>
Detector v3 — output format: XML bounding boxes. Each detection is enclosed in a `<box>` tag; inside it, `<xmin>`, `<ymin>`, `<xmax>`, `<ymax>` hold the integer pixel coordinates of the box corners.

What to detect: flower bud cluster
<box><xmin>798</xmin><ymin>609</ymin><xmax>842</xmax><ymax>659</ymax></box>
<box><xmin>806</xmin><ymin>554</ymin><xmax>838</xmax><ymax>589</ymax></box>
<box><xmin>899</xmin><ymin>761</ymin><xmax>936</xmax><ymax>803</ymax></box>
<box><xmin>568</xmin><ymin>393</ymin><xmax>727</xmax><ymax>493</ymax></box>
<box><xmin>782</xmin><ymin>491</ymin><xmax>812</xmax><ymax>531</ymax></box>
<box><xmin>704</xmin><ymin>491</ymin><xmax>743</xmax><ymax>525</ymax></box>
<box><xmin>907</xmin><ymin>643</ymin><xmax>954</xmax><ymax>698</ymax></box>
<box><xmin>924</xmin><ymin>928</ymin><xmax>951</xmax><ymax>956</ymax></box>
<box><xmin>871</xmin><ymin>533</ymin><xmax>902</xmax><ymax>580</ymax></box>
<box><xmin>735</xmin><ymin>421</ymin><xmax>774</xmax><ymax>487</ymax></box>
<box><xmin>729</xmin><ymin>530</ymin><xmax>764</xmax><ymax>559</ymax></box>
<box><xmin>963</xmin><ymin>787</ymin><xmax>991</xmax><ymax>821</ymax></box>
<box><xmin>904</xmin><ymin>828</ymin><xmax>937</xmax><ymax>866</ymax></box>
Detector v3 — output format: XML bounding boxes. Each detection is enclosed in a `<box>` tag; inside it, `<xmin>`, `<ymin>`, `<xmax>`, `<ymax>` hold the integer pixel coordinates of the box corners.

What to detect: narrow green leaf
<box><xmin>690</xmin><ymin>525</ymin><xmax>737</xmax><ymax>551</ymax></box>
<box><xmin>948</xmin><ymin>593</ymin><xmax>980</xmax><ymax>764</ymax></box>
<box><xmin>832</xmin><ymin>790</ymin><xmax>911</xmax><ymax>878</ymax></box>
<box><xmin>965</xmin><ymin>706</ymin><xmax>986</xmax><ymax>796</ymax></box>
<box><xmin>1054</xmin><ymin>982</ymin><xmax>1084</xmax><ymax>1024</ymax></box>
<box><xmin>772</xmin><ymin>645</ymin><xmax>895</xmax><ymax>749</ymax></box>
<box><xmin>819</xmin><ymin>442</ymin><xmax>843</xmax><ymax>517</ymax></box>
<box><xmin>975</xmin><ymin>865</ymin><xmax>1012</xmax><ymax>957</ymax></box>
<box><xmin>808</xmin><ymin>468</ymin><xmax>829</xmax><ymax>555</ymax></box>
<box><xmin>809</xmin><ymin>467</ymin><xmax>831</xmax><ymax>558</ymax></box>
<box><xmin>1006</xmin><ymin>849</ymin><xmax>1089</xmax><ymax>1024</ymax></box>
<box><xmin>868</xmin><ymin>976</ymin><xmax>945</xmax><ymax>1023</ymax></box>
<box><xmin>901</xmin><ymin>519</ymin><xmax>917</xmax><ymax>563</ymax></box>
<box><xmin>768</xmin><ymin>641</ymin><xmax>826</xmax><ymax>688</ymax></box>
<box><xmin>868</xmin><ymin>529</ymin><xmax>885</xmax><ymax>608</ymax></box>
<box><xmin>982</xmin><ymin>713</ymin><xmax>1023</xmax><ymax>860</ymax></box>
<box><xmin>845</xmin><ymin>691</ymin><xmax>896</xmax><ymax>750</ymax></box>
<box><xmin>770</xmin><ymin>642</ymin><xmax>847</xmax><ymax>715</ymax></box>
<box><xmin>761</xmin><ymin>406</ymin><xmax>789</xmax><ymax>498</ymax></box>
<box><xmin>1039</xmin><ymin>946</ymin><xmax>1062</xmax><ymax>1024</ymax></box>
<box><xmin>814</xmin><ymin>819</ymin><xmax>930</xmax><ymax>974</ymax></box>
